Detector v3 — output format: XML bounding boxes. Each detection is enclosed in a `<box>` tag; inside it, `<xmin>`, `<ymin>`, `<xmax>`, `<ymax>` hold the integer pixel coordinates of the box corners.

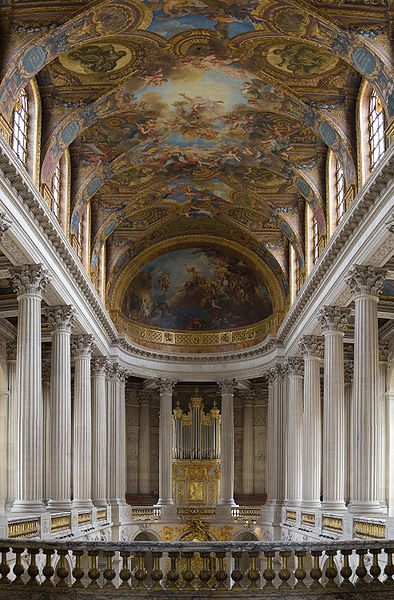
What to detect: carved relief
<box><xmin>0</xmin><ymin>212</ymin><xmax>11</xmax><ymax>242</ymax></box>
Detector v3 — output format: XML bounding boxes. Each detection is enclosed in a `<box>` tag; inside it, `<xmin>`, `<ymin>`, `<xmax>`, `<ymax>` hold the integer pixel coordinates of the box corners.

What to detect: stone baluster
<box><xmin>91</xmin><ymin>358</ymin><xmax>108</xmax><ymax>507</ymax></box>
<box><xmin>378</xmin><ymin>342</ymin><xmax>390</xmax><ymax>510</ymax></box>
<box><xmin>318</xmin><ymin>306</ymin><xmax>350</xmax><ymax>511</ymax></box>
<box><xmin>157</xmin><ymin>379</ymin><xmax>177</xmax><ymax>505</ymax></box>
<box><xmin>345</xmin><ymin>264</ymin><xmax>386</xmax><ymax>513</ymax></box>
<box><xmin>10</xmin><ymin>264</ymin><xmax>50</xmax><ymax>512</ymax></box>
<box><xmin>138</xmin><ymin>393</ymin><xmax>151</xmax><ymax>496</ymax></box>
<box><xmin>46</xmin><ymin>306</ymin><xmax>75</xmax><ymax>510</ymax></box>
<box><xmin>284</xmin><ymin>358</ymin><xmax>304</xmax><ymax>506</ymax></box>
<box><xmin>71</xmin><ymin>334</ymin><xmax>94</xmax><ymax>509</ymax></box>
<box><xmin>6</xmin><ymin>342</ymin><xmax>17</xmax><ymax>509</ymax></box>
<box><xmin>344</xmin><ymin>360</ymin><xmax>354</xmax><ymax>506</ymax></box>
<box><xmin>299</xmin><ymin>336</ymin><xmax>323</xmax><ymax>509</ymax></box>
<box><xmin>242</xmin><ymin>391</ymin><xmax>254</xmax><ymax>496</ymax></box>
<box><xmin>218</xmin><ymin>379</ymin><xmax>236</xmax><ymax>506</ymax></box>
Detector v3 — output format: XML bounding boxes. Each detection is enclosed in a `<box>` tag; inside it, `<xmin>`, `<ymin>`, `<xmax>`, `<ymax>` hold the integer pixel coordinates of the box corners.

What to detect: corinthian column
<box><xmin>218</xmin><ymin>379</ymin><xmax>236</xmax><ymax>506</ymax></box>
<box><xmin>242</xmin><ymin>391</ymin><xmax>254</xmax><ymax>496</ymax></box>
<box><xmin>345</xmin><ymin>264</ymin><xmax>386</xmax><ymax>514</ymax></box>
<box><xmin>91</xmin><ymin>358</ymin><xmax>108</xmax><ymax>507</ymax></box>
<box><xmin>72</xmin><ymin>334</ymin><xmax>94</xmax><ymax>509</ymax></box>
<box><xmin>138</xmin><ymin>392</ymin><xmax>151</xmax><ymax>496</ymax></box>
<box><xmin>157</xmin><ymin>378</ymin><xmax>176</xmax><ymax>505</ymax></box>
<box><xmin>299</xmin><ymin>335</ymin><xmax>323</xmax><ymax>509</ymax></box>
<box><xmin>107</xmin><ymin>363</ymin><xmax>127</xmax><ymax>507</ymax></box>
<box><xmin>266</xmin><ymin>366</ymin><xmax>286</xmax><ymax>504</ymax></box>
<box><xmin>284</xmin><ymin>358</ymin><xmax>304</xmax><ymax>506</ymax></box>
<box><xmin>46</xmin><ymin>306</ymin><xmax>75</xmax><ymax>510</ymax></box>
<box><xmin>6</xmin><ymin>342</ymin><xmax>17</xmax><ymax>509</ymax></box>
<box><xmin>318</xmin><ymin>306</ymin><xmax>350</xmax><ymax>511</ymax></box>
<box><xmin>378</xmin><ymin>342</ymin><xmax>390</xmax><ymax>509</ymax></box>
<box><xmin>10</xmin><ymin>264</ymin><xmax>50</xmax><ymax>512</ymax></box>
<box><xmin>344</xmin><ymin>360</ymin><xmax>354</xmax><ymax>505</ymax></box>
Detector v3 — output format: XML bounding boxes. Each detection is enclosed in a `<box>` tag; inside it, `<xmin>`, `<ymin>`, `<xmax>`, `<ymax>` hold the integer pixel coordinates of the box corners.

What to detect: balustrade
<box><xmin>0</xmin><ymin>539</ymin><xmax>391</xmax><ymax>596</ymax></box>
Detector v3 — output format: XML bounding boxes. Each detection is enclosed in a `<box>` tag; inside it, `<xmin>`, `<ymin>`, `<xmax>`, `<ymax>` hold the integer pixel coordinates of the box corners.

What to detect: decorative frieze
<box><xmin>323</xmin><ymin>516</ymin><xmax>343</xmax><ymax>533</ymax></box>
<box><xmin>345</xmin><ymin>264</ymin><xmax>386</xmax><ymax>297</ymax></box>
<box><xmin>301</xmin><ymin>513</ymin><xmax>315</xmax><ymax>527</ymax></box>
<box><xmin>354</xmin><ymin>520</ymin><xmax>386</xmax><ymax>539</ymax></box>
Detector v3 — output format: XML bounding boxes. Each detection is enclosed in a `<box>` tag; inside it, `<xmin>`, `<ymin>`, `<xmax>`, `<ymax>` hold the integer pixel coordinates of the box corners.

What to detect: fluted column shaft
<box><xmin>106</xmin><ymin>364</ymin><xmax>127</xmax><ymax>504</ymax></box>
<box><xmin>138</xmin><ymin>396</ymin><xmax>151</xmax><ymax>495</ymax></box>
<box><xmin>267</xmin><ymin>366</ymin><xmax>286</xmax><ymax>503</ymax></box>
<box><xmin>10</xmin><ymin>265</ymin><xmax>50</xmax><ymax>512</ymax></box>
<box><xmin>72</xmin><ymin>335</ymin><xmax>93</xmax><ymax>509</ymax></box>
<box><xmin>46</xmin><ymin>307</ymin><xmax>75</xmax><ymax>510</ymax></box>
<box><xmin>285</xmin><ymin>359</ymin><xmax>304</xmax><ymax>505</ymax></box>
<box><xmin>157</xmin><ymin>379</ymin><xmax>176</xmax><ymax>505</ymax></box>
<box><xmin>299</xmin><ymin>336</ymin><xmax>323</xmax><ymax>508</ymax></box>
<box><xmin>242</xmin><ymin>394</ymin><xmax>254</xmax><ymax>495</ymax></box>
<box><xmin>378</xmin><ymin>342</ymin><xmax>389</xmax><ymax>509</ymax></box>
<box><xmin>42</xmin><ymin>362</ymin><xmax>51</xmax><ymax>503</ymax></box>
<box><xmin>345</xmin><ymin>264</ymin><xmax>386</xmax><ymax>514</ymax></box>
<box><xmin>218</xmin><ymin>379</ymin><xmax>236</xmax><ymax>506</ymax></box>
<box><xmin>6</xmin><ymin>342</ymin><xmax>17</xmax><ymax>508</ymax></box>
<box><xmin>344</xmin><ymin>361</ymin><xmax>353</xmax><ymax>505</ymax></box>
<box><xmin>318</xmin><ymin>306</ymin><xmax>349</xmax><ymax>511</ymax></box>
<box><xmin>91</xmin><ymin>358</ymin><xmax>108</xmax><ymax>506</ymax></box>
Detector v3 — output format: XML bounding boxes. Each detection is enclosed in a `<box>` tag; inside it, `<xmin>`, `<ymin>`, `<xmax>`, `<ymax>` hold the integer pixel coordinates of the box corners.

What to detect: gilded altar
<box><xmin>172</xmin><ymin>390</ymin><xmax>221</xmax><ymax>506</ymax></box>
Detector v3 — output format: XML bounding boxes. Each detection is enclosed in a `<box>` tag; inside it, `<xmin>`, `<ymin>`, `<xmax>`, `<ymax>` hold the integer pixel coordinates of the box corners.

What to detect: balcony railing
<box><xmin>0</xmin><ymin>539</ymin><xmax>392</xmax><ymax>596</ymax></box>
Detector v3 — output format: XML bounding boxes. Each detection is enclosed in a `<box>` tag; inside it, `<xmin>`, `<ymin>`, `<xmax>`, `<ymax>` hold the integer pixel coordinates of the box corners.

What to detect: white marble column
<box><xmin>42</xmin><ymin>361</ymin><xmax>51</xmax><ymax>504</ymax></box>
<box><xmin>318</xmin><ymin>306</ymin><xmax>350</xmax><ymax>511</ymax></box>
<box><xmin>106</xmin><ymin>363</ymin><xmax>127</xmax><ymax>506</ymax></box>
<box><xmin>344</xmin><ymin>360</ymin><xmax>354</xmax><ymax>506</ymax></box>
<box><xmin>46</xmin><ymin>306</ymin><xmax>75</xmax><ymax>511</ymax></box>
<box><xmin>378</xmin><ymin>342</ymin><xmax>390</xmax><ymax>510</ymax></box>
<box><xmin>218</xmin><ymin>379</ymin><xmax>236</xmax><ymax>506</ymax></box>
<box><xmin>10</xmin><ymin>264</ymin><xmax>50</xmax><ymax>512</ymax></box>
<box><xmin>157</xmin><ymin>378</ymin><xmax>176</xmax><ymax>505</ymax></box>
<box><xmin>299</xmin><ymin>335</ymin><xmax>323</xmax><ymax>509</ymax></box>
<box><xmin>91</xmin><ymin>358</ymin><xmax>108</xmax><ymax>507</ymax></box>
<box><xmin>72</xmin><ymin>334</ymin><xmax>94</xmax><ymax>509</ymax></box>
<box><xmin>285</xmin><ymin>358</ymin><xmax>304</xmax><ymax>506</ymax></box>
<box><xmin>266</xmin><ymin>365</ymin><xmax>286</xmax><ymax>504</ymax></box>
<box><xmin>138</xmin><ymin>393</ymin><xmax>151</xmax><ymax>496</ymax></box>
<box><xmin>6</xmin><ymin>342</ymin><xmax>17</xmax><ymax>509</ymax></box>
<box><xmin>345</xmin><ymin>264</ymin><xmax>386</xmax><ymax>514</ymax></box>
<box><xmin>242</xmin><ymin>391</ymin><xmax>254</xmax><ymax>496</ymax></box>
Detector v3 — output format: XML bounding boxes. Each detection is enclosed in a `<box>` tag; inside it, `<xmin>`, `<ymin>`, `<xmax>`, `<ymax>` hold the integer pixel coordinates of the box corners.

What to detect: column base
<box><xmin>348</xmin><ymin>500</ymin><xmax>384</xmax><ymax>514</ymax></box>
<box><xmin>156</xmin><ymin>498</ymin><xmax>174</xmax><ymax>506</ymax></box>
<box><xmin>93</xmin><ymin>499</ymin><xmax>109</xmax><ymax>508</ymax></box>
<box><xmin>300</xmin><ymin>500</ymin><xmax>321</xmax><ymax>510</ymax></box>
<box><xmin>47</xmin><ymin>499</ymin><xmax>72</xmax><ymax>512</ymax></box>
<box><xmin>218</xmin><ymin>498</ymin><xmax>237</xmax><ymax>506</ymax></box>
<box><xmin>321</xmin><ymin>500</ymin><xmax>346</xmax><ymax>512</ymax></box>
<box><xmin>11</xmin><ymin>500</ymin><xmax>46</xmax><ymax>513</ymax></box>
<box><xmin>72</xmin><ymin>499</ymin><xmax>93</xmax><ymax>510</ymax></box>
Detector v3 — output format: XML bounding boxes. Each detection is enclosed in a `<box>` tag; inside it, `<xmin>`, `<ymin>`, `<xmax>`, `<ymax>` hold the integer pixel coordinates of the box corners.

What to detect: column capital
<box><xmin>344</xmin><ymin>360</ymin><xmax>354</xmax><ymax>383</ymax></box>
<box><xmin>71</xmin><ymin>334</ymin><xmax>94</xmax><ymax>358</ymax></box>
<box><xmin>107</xmin><ymin>362</ymin><xmax>127</xmax><ymax>382</ymax></box>
<box><xmin>239</xmin><ymin>389</ymin><xmax>255</xmax><ymax>404</ymax></box>
<box><xmin>6</xmin><ymin>341</ymin><xmax>17</xmax><ymax>361</ymax></box>
<box><xmin>91</xmin><ymin>357</ymin><xmax>109</xmax><ymax>375</ymax></box>
<box><xmin>267</xmin><ymin>364</ymin><xmax>285</xmax><ymax>383</ymax></box>
<box><xmin>42</xmin><ymin>360</ymin><xmax>51</xmax><ymax>383</ymax></box>
<box><xmin>345</xmin><ymin>264</ymin><xmax>386</xmax><ymax>297</ymax></box>
<box><xmin>159</xmin><ymin>378</ymin><xmax>177</xmax><ymax>394</ymax></box>
<box><xmin>0</xmin><ymin>211</ymin><xmax>11</xmax><ymax>242</ymax></box>
<box><xmin>299</xmin><ymin>335</ymin><xmax>323</xmax><ymax>359</ymax></box>
<box><xmin>10</xmin><ymin>264</ymin><xmax>50</xmax><ymax>296</ymax></box>
<box><xmin>284</xmin><ymin>357</ymin><xmax>304</xmax><ymax>377</ymax></box>
<box><xmin>378</xmin><ymin>341</ymin><xmax>392</xmax><ymax>363</ymax></box>
<box><xmin>218</xmin><ymin>378</ymin><xmax>236</xmax><ymax>394</ymax></box>
<box><xmin>46</xmin><ymin>305</ymin><xmax>76</xmax><ymax>333</ymax></box>
<box><xmin>318</xmin><ymin>306</ymin><xmax>350</xmax><ymax>333</ymax></box>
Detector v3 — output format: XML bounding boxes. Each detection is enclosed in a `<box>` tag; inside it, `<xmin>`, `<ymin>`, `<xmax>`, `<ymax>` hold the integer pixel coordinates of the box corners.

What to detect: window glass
<box><xmin>368</xmin><ymin>90</ymin><xmax>385</xmax><ymax>169</ymax></box>
<box><xmin>12</xmin><ymin>90</ymin><xmax>28</xmax><ymax>164</ymax></box>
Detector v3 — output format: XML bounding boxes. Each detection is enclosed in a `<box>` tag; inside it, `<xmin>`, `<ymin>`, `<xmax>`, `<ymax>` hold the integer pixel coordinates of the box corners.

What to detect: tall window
<box><xmin>52</xmin><ymin>163</ymin><xmax>61</xmax><ymax>220</ymax></box>
<box><xmin>312</xmin><ymin>216</ymin><xmax>320</xmax><ymax>264</ymax></box>
<box><xmin>12</xmin><ymin>90</ymin><xmax>28</xmax><ymax>164</ymax></box>
<box><xmin>335</xmin><ymin>160</ymin><xmax>345</xmax><ymax>225</ymax></box>
<box><xmin>368</xmin><ymin>90</ymin><xmax>385</xmax><ymax>169</ymax></box>
<box><xmin>76</xmin><ymin>220</ymin><xmax>83</xmax><ymax>260</ymax></box>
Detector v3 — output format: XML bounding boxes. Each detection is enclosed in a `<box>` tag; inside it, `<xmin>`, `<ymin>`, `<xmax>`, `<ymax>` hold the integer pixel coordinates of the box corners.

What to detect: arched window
<box><xmin>75</xmin><ymin>219</ymin><xmax>83</xmax><ymax>261</ymax></box>
<box><xmin>312</xmin><ymin>215</ymin><xmax>320</xmax><ymax>265</ymax></box>
<box><xmin>51</xmin><ymin>163</ymin><xmax>61</xmax><ymax>220</ymax></box>
<box><xmin>368</xmin><ymin>90</ymin><xmax>385</xmax><ymax>169</ymax></box>
<box><xmin>335</xmin><ymin>160</ymin><xmax>345</xmax><ymax>226</ymax></box>
<box><xmin>12</xmin><ymin>90</ymin><xmax>28</xmax><ymax>164</ymax></box>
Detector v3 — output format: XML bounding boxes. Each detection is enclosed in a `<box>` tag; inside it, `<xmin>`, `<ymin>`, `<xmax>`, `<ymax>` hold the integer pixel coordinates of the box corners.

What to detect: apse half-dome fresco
<box><xmin>121</xmin><ymin>246</ymin><xmax>273</xmax><ymax>331</ymax></box>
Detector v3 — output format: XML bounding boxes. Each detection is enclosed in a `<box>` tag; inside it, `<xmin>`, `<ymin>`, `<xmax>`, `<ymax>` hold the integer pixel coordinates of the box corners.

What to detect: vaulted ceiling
<box><xmin>0</xmin><ymin>0</ymin><xmax>392</xmax><ymax>351</ymax></box>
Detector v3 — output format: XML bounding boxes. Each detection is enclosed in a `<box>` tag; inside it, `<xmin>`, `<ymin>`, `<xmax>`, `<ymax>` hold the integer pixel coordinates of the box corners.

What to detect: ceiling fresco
<box><xmin>0</xmin><ymin>0</ymin><xmax>392</xmax><ymax>350</ymax></box>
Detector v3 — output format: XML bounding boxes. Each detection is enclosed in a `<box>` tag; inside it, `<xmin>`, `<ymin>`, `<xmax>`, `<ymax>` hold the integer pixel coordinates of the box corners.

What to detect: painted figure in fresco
<box><xmin>185</xmin><ymin>206</ymin><xmax>214</xmax><ymax>218</ymax></box>
<box><xmin>270</xmin><ymin>44</ymin><xmax>330</xmax><ymax>75</ymax></box>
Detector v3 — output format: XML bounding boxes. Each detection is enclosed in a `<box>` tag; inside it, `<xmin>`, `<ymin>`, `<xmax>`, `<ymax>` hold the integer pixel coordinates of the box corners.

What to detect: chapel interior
<box><xmin>0</xmin><ymin>0</ymin><xmax>393</xmax><ymax>595</ymax></box>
